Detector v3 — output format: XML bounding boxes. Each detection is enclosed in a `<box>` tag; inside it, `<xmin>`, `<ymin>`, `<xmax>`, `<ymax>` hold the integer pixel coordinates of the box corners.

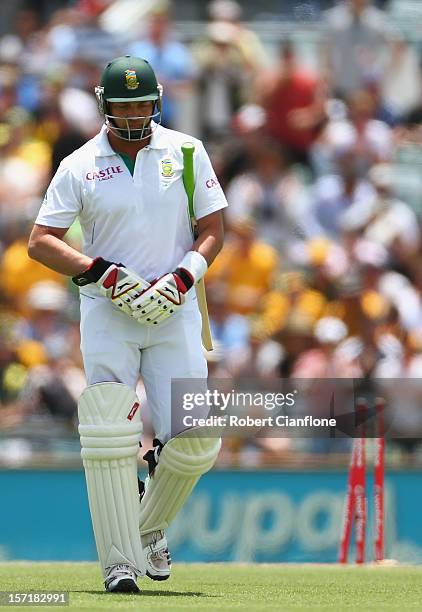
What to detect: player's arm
<box><xmin>28</xmin><ymin>224</ymin><xmax>92</xmax><ymax>275</ymax></box>
<box><xmin>29</xmin><ymin>163</ymin><xmax>92</xmax><ymax>276</ymax></box>
<box><xmin>30</xmin><ymin>165</ymin><xmax>151</xmax><ymax>316</ymax></box>
<box><xmin>28</xmin><ymin>224</ymin><xmax>150</xmax><ymax>315</ymax></box>
<box><xmin>192</xmin><ymin>209</ymin><xmax>224</xmax><ymax>267</ymax></box>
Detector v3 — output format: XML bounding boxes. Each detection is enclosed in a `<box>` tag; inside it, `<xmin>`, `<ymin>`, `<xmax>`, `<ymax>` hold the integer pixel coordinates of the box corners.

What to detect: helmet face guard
<box><xmin>95</xmin><ymin>84</ymin><xmax>163</xmax><ymax>141</ymax></box>
<box><xmin>95</xmin><ymin>56</ymin><xmax>163</xmax><ymax>142</ymax></box>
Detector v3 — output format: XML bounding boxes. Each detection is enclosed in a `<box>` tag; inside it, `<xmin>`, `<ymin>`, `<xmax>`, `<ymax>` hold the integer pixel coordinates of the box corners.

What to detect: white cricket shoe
<box><xmin>104</xmin><ymin>564</ymin><xmax>140</xmax><ymax>593</ymax></box>
<box><xmin>142</xmin><ymin>530</ymin><xmax>171</xmax><ymax>581</ymax></box>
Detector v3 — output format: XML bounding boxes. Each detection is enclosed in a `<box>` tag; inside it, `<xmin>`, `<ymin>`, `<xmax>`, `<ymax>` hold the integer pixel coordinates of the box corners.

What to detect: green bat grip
<box><xmin>181</xmin><ymin>142</ymin><xmax>196</xmax><ymax>234</ymax></box>
<box><xmin>181</xmin><ymin>141</ymin><xmax>213</xmax><ymax>351</ymax></box>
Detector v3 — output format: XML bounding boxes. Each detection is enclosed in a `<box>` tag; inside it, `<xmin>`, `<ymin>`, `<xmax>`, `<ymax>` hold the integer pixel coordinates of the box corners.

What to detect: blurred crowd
<box><xmin>1</xmin><ymin>0</ymin><xmax>422</xmax><ymax>465</ymax></box>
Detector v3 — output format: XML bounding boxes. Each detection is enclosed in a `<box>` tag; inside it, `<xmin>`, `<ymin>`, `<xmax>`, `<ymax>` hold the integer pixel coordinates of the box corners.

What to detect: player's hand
<box><xmin>130</xmin><ymin>268</ymin><xmax>194</xmax><ymax>326</ymax></box>
<box><xmin>72</xmin><ymin>257</ymin><xmax>150</xmax><ymax>315</ymax></box>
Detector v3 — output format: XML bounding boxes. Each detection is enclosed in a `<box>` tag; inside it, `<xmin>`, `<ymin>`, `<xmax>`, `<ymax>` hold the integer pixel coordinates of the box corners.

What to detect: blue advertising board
<box><xmin>1</xmin><ymin>469</ymin><xmax>421</xmax><ymax>563</ymax></box>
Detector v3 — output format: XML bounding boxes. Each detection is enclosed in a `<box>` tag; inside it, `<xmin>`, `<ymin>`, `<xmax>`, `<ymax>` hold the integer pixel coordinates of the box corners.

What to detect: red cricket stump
<box><xmin>354</xmin><ymin>400</ymin><xmax>367</xmax><ymax>564</ymax></box>
<box><xmin>374</xmin><ymin>397</ymin><xmax>385</xmax><ymax>562</ymax></box>
<box><xmin>338</xmin><ymin>441</ymin><xmax>357</xmax><ymax>563</ymax></box>
<box><xmin>338</xmin><ymin>397</ymin><xmax>386</xmax><ymax>564</ymax></box>
<box><xmin>353</xmin><ymin>438</ymin><xmax>367</xmax><ymax>564</ymax></box>
<box><xmin>338</xmin><ymin>399</ymin><xmax>368</xmax><ymax>564</ymax></box>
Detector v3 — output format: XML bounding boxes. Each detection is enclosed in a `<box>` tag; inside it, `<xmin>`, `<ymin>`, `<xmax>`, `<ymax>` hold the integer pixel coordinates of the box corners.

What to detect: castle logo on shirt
<box><xmin>85</xmin><ymin>166</ymin><xmax>124</xmax><ymax>181</ymax></box>
<box><xmin>161</xmin><ymin>158</ymin><xmax>175</xmax><ymax>178</ymax></box>
<box><xmin>125</xmin><ymin>69</ymin><xmax>139</xmax><ymax>90</ymax></box>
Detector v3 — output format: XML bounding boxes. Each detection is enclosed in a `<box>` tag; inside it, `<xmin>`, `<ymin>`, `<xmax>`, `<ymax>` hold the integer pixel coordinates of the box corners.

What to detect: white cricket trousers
<box><xmin>79</xmin><ymin>292</ymin><xmax>207</xmax><ymax>442</ymax></box>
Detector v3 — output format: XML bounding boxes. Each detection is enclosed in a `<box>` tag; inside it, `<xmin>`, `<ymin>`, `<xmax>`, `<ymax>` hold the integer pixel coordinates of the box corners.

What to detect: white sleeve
<box><xmin>193</xmin><ymin>140</ymin><xmax>228</xmax><ymax>220</ymax></box>
<box><xmin>35</xmin><ymin>164</ymin><xmax>82</xmax><ymax>228</ymax></box>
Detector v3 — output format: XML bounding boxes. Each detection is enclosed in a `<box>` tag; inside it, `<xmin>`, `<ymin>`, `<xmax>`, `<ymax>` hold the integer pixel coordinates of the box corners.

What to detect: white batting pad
<box><xmin>139</xmin><ymin>431</ymin><xmax>221</xmax><ymax>535</ymax></box>
<box><xmin>78</xmin><ymin>383</ymin><xmax>145</xmax><ymax>578</ymax></box>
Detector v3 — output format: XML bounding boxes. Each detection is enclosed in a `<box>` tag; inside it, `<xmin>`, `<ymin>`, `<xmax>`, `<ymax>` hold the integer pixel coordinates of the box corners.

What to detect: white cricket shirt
<box><xmin>36</xmin><ymin>123</ymin><xmax>228</xmax><ymax>297</ymax></box>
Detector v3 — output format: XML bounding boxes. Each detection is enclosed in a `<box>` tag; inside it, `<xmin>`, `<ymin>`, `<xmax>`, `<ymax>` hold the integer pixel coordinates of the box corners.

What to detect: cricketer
<box><xmin>27</xmin><ymin>55</ymin><xmax>227</xmax><ymax>593</ymax></box>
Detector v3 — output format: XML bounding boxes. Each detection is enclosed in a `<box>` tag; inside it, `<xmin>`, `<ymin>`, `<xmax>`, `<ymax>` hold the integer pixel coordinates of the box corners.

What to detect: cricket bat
<box><xmin>181</xmin><ymin>142</ymin><xmax>213</xmax><ymax>351</ymax></box>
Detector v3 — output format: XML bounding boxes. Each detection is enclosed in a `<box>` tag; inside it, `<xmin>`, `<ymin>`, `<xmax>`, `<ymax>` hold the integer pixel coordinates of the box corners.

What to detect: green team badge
<box><xmin>124</xmin><ymin>69</ymin><xmax>139</xmax><ymax>90</ymax></box>
<box><xmin>161</xmin><ymin>158</ymin><xmax>175</xmax><ymax>178</ymax></box>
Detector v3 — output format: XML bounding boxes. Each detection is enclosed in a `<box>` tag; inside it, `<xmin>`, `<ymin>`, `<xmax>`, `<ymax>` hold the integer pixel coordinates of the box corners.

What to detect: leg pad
<box><xmin>78</xmin><ymin>383</ymin><xmax>145</xmax><ymax>577</ymax></box>
<box><xmin>139</xmin><ymin>430</ymin><xmax>221</xmax><ymax>535</ymax></box>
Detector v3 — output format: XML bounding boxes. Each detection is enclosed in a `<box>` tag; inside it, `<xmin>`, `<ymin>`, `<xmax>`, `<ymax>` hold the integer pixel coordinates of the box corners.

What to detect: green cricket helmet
<box><xmin>95</xmin><ymin>55</ymin><xmax>163</xmax><ymax>141</ymax></box>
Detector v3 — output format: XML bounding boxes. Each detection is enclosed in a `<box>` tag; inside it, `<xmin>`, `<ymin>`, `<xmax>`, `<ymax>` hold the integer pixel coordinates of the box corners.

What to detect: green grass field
<box><xmin>0</xmin><ymin>563</ymin><xmax>421</xmax><ymax>611</ymax></box>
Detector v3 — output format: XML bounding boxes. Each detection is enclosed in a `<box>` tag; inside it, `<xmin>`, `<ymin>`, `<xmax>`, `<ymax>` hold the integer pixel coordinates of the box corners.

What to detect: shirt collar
<box><xmin>148</xmin><ymin>123</ymin><xmax>167</xmax><ymax>150</ymax></box>
<box><xmin>93</xmin><ymin>125</ymin><xmax>115</xmax><ymax>157</ymax></box>
<box><xmin>93</xmin><ymin>122</ymin><xmax>167</xmax><ymax>156</ymax></box>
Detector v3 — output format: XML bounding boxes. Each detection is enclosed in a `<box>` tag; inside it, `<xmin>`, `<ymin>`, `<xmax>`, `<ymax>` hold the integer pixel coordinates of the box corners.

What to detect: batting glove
<box><xmin>72</xmin><ymin>257</ymin><xmax>150</xmax><ymax>315</ymax></box>
<box><xmin>130</xmin><ymin>251</ymin><xmax>208</xmax><ymax>327</ymax></box>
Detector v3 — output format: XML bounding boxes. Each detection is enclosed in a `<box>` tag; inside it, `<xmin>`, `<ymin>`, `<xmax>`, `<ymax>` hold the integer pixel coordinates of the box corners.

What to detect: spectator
<box><xmin>218</xmin><ymin>104</ymin><xmax>267</xmax><ymax>187</ymax></box>
<box><xmin>250</xmin><ymin>270</ymin><xmax>328</xmax><ymax>343</ymax></box>
<box><xmin>53</xmin><ymin>0</ymin><xmax>121</xmax><ymax>68</ymax></box>
<box><xmin>375</xmin><ymin>331</ymin><xmax>422</xmax><ymax>460</ymax></box>
<box><xmin>3</xmin><ymin>8</ymin><xmax>40</xmax><ymax>56</ymax></box>
<box><xmin>311</xmin><ymin>89</ymin><xmax>393</xmax><ymax>177</ymax></box>
<box><xmin>381</xmin><ymin>38</ymin><xmax>422</xmax><ymax>118</ymax></box>
<box><xmin>207</xmin><ymin>218</ymin><xmax>279</xmax><ymax>315</ymax></box>
<box><xmin>0</xmin><ymin>230</ymin><xmax>64</xmax><ymax>302</ymax></box>
<box><xmin>311</xmin><ymin>137</ymin><xmax>376</xmax><ymax>238</ymax></box>
<box><xmin>324</xmin><ymin>0</ymin><xmax>393</xmax><ymax>98</ymax></box>
<box><xmin>193</xmin><ymin>20</ymin><xmax>250</xmax><ymax>142</ymax></box>
<box><xmin>362</xmin><ymin>76</ymin><xmax>400</xmax><ymax>127</ymax></box>
<box><xmin>127</xmin><ymin>2</ymin><xmax>196</xmax><ymax>129</ymax></box>
<box><xmin>347</xmin><ymin>88</ymin><xmax>393</xmax><ymax>162</ymax></box>
<box><xmin>207</xmin><ymin>0</ymin><xmax>268</xmax><ymax>71</ymax></box>
<box><xmin>0</xmin><ymin>9</ymin><xmax>42</xmax><ymax>114</ymax></box>
<box><xmin>207</xmin><ymin>286</ymin><xmax>250</xmax><ymax>375</ymax></box>
<box><xmin>359</xmin><ymin>163</ymin><xmax>420</xmax><ymax>258</ymax></box>
<box><xmin>225</xmin><ymin>138</ymin><xmax>314</xmax><ymax>254</ymax></box>
<box><xmin>292</xmin><ymin>316</ymin><xmax>361</xmax><ymax>377</ymax></box>
<box><xmin>255</xmin><ymin>41</ymin><xmax>326</xmax><ymax>168</ymax></box>
<box><xmin>19</xmin><ymin>281</ymin><xmax>72</xmax><ymax>350</ymax></box>
<box><xmin>0</xmin><ymin>108</ymin><xmax>51</xmax><ymax>217</ymax></box>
